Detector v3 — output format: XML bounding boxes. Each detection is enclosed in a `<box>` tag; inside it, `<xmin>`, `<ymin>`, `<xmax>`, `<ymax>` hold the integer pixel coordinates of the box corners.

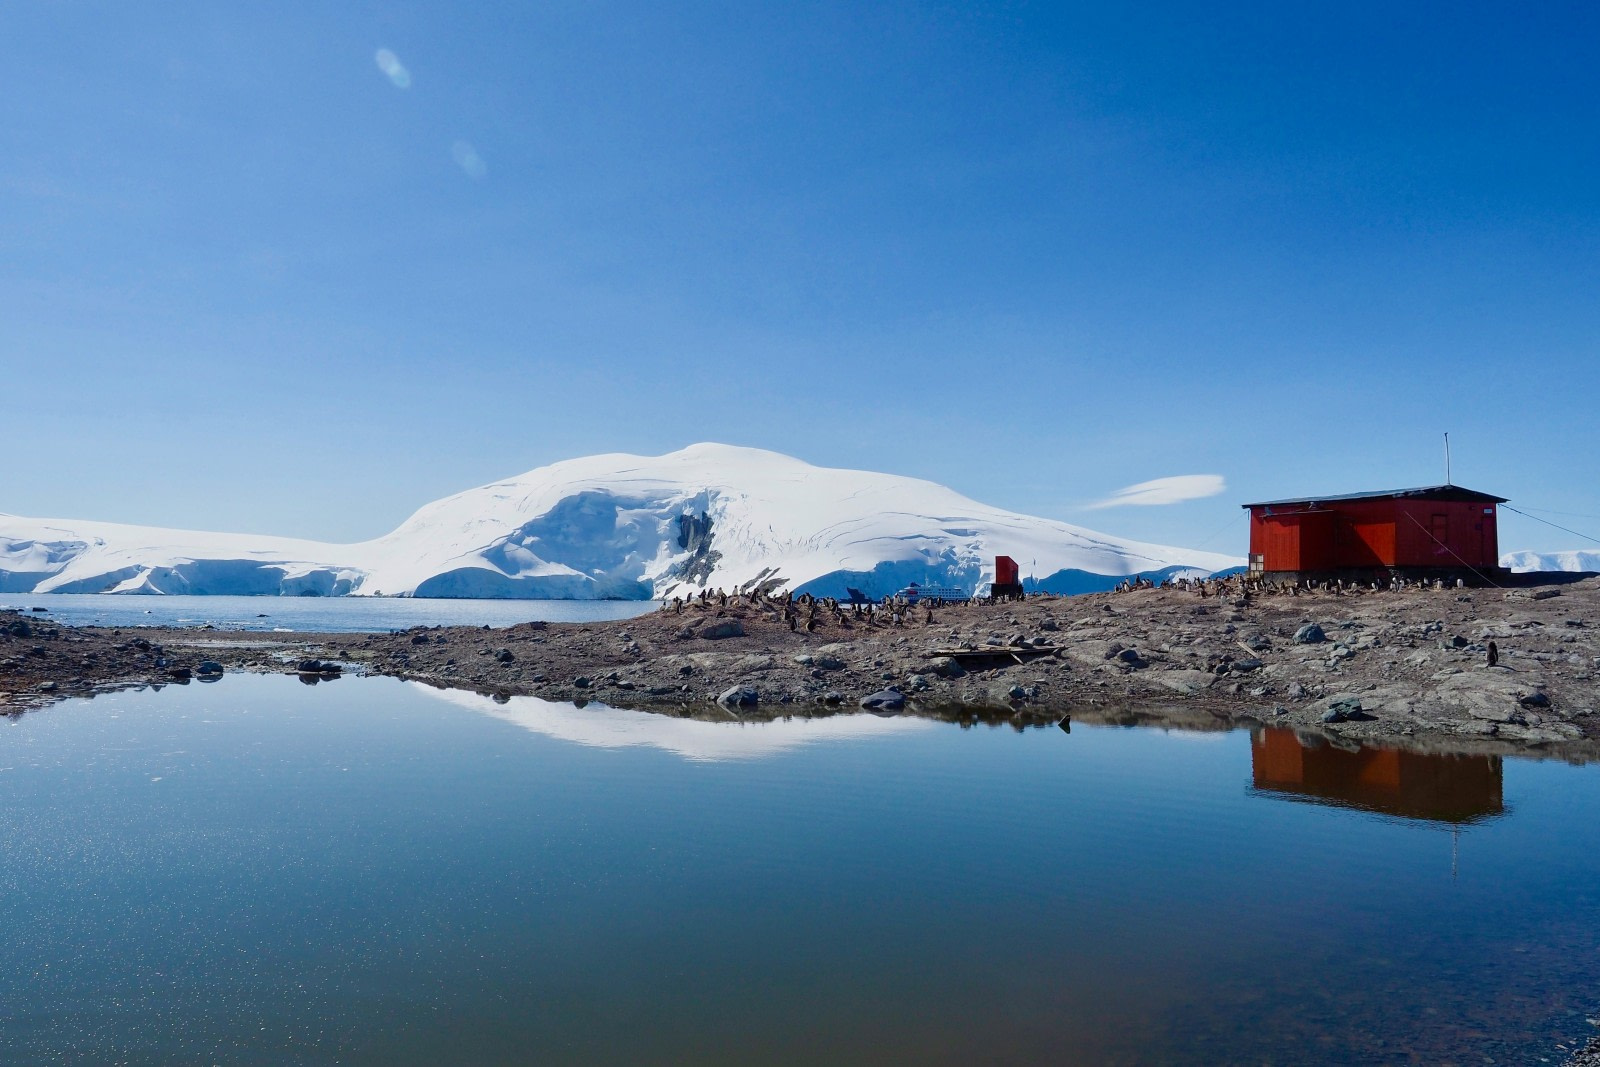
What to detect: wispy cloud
<box><xmin>1086</xmin><ymin>474</ymin><xmax>1226</xmax><ymax>509</ymax></box>
<box><xmin>374</xmin><ymin>48</ymin><xmax>411</xmax><ymax>89</ymax></box>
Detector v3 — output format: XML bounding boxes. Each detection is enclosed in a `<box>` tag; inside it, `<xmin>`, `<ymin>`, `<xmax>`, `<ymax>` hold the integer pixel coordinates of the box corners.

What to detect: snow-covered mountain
<box><xmin>1</xmin><ymin>443</ymin><xmax>1245</xmax><ymax>599</ymax></box>
<box><xmin>1502</xmin><ymin>549</ymin><xmax>1600</xmax><ymax>573</ymax></box>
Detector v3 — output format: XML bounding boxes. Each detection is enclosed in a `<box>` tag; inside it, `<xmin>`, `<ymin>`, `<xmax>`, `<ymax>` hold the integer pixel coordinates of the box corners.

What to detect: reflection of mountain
<box><xmin>415</xmin><ymin>684</ymin><xmax>933</xmax><ymax>762</ymax></box>
<box><xmin>1250</xmin><ymin>728</ymin><xmax>1504</xmax><ymax>824</ymax></box>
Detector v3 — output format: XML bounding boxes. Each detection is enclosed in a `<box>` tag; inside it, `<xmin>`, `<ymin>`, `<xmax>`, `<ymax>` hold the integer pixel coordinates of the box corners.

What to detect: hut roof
<box><xmin>1241</xmin><ymin>485</ymin><xmax>1508</xmax><ymax>509</ymax></box>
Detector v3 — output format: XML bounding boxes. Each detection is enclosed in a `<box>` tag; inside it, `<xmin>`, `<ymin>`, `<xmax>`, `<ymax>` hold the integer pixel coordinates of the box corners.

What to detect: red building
<box><xmin>1241</xmin><ymin>485</ymin><xmax>1506</xmax><ymax>583</ymax></box>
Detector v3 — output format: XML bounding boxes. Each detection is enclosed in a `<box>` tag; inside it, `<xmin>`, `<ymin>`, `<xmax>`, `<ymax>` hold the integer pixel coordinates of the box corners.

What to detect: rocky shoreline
<box><xmin>3</xmin><ymin>577</ymin><xmax>1598</xmax><ymax>758</ymax></box>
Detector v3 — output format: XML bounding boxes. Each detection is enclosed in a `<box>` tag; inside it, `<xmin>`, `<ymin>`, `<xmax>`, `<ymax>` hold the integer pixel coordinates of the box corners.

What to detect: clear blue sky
<box><xmin>4</xmin><ymin>1</ymin><xmax>1597</xmax><ymax>555</ymax></box>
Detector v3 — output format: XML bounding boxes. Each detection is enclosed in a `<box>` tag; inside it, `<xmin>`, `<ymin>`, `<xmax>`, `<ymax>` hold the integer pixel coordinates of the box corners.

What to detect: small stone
<box><xmin>573</xmin><ymin>676</ymin><xmax>592</xmax><ymax>689</ymax></box>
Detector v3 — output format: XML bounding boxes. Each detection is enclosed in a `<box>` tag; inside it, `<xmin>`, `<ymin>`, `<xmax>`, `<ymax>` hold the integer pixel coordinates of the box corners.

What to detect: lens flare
<box><xmin>451</xmin><ymin>141</ymin><xmax>487</xmax><ymax>178</ymax></box>
<box><xmin>374</xmin><ymin>48</ymin><xmax>411</xmax><ymax>89</ymax></box>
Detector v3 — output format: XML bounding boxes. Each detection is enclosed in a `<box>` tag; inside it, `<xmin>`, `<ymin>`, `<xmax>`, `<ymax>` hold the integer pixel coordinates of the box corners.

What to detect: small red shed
<box><xmin>991</xmin><ymin>555</ymin><xmax>1024</xmax><ymax>600</ymax></box>
<box><xmin>1241</xmin><ymin>485</ymin><xmax>1507</xmax><ymax>582</ymax></box>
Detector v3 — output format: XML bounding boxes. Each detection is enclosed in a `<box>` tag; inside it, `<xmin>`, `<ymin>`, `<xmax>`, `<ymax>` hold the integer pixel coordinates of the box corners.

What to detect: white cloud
<box><xmin>374</xmin><ymin>48</ymin><xmax>411</xmax><ymax>88</ymax></box>
<box><xmin>1086</xmin><ymin>474</ymin><xmax>1227</xmax><ymax>509</ymax></box>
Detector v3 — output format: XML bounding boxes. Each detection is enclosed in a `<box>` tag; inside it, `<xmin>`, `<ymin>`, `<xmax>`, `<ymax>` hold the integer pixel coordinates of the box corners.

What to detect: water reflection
<box><xmin>415</xmin><ymin>684</ymin><xmax>935</xmax><ymax>761</ymax></box>
<box><xmin>1250</xmin><ymin>727</ymin><xmax>1504</xmax><ymax>824</ymax></box>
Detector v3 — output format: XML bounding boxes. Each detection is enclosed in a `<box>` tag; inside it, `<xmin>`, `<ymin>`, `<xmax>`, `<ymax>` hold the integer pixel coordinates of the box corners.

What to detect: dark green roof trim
<box><xmin>1241</xmin><ymin>485</ymin><xmax>1508</xmax><ymax>509</ymax></box>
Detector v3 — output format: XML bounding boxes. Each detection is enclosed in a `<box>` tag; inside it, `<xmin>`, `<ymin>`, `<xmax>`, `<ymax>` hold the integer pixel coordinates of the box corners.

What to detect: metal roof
<box><xmin>1241</xmin><ymin>485</ymin><xmax>1507</xmax><ymax>508</ymax></box>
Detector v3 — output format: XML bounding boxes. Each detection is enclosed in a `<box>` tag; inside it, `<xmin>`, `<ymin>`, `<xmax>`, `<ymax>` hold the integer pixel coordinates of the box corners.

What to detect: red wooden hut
<box><xmin>1240</xmin><ymin>485</ymin><xmax>1506</xmax><ymax>583</ymax></box>
<box><xmin>991</xmin><ymin>555</ymin><xmax>1024</xmax><ymax>600</ymax></box>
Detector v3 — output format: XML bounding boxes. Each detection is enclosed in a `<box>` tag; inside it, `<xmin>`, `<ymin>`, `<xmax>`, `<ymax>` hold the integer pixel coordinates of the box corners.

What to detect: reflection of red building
<box><xmin>1251</xmin><ymin>729</ymin><xmax>1503</xmax><ymax>824</ymax></box>
<box><xmin>1241</xmin><ymin>486</ymin><xmax>1506</xmax><ymax>584</ymax></box>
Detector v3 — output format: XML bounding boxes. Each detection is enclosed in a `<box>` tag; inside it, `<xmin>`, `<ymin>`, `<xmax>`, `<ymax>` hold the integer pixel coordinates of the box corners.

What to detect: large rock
<box><xmin>699</xmin><ymin>620</ymin><xmax>745</xmax><ymax>640</ymax></box>
<box><xmin>1293</xmin><ymin>623</ymin><xmax>1326</xmax><ymax>644</ymax></box>
<box><xmin>859</xmin><ymin>689</ymin><xmax>906</xmax><ymax>712</ymax></box>
<box><xmin>1154</xmin><ymin>670</ymin><xmax>1217</xmax><ymax>696</ymax></box>
<box><xmin>1431</xmin><ymin>672</ymin><xmax>1549</xmax><ymax>722</ymax></box>
<box><xmin>717</xmin><ymin>685</ymin><xmax>759</xmax><ymax>707</ymax></box>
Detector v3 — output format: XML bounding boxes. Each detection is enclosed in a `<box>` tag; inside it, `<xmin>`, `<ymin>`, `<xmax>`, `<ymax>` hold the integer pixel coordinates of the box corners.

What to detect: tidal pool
<box><xmin>1</xmin><ymin>674</ymin><xmax>1596</xmax><ymax>1064</ymax></box>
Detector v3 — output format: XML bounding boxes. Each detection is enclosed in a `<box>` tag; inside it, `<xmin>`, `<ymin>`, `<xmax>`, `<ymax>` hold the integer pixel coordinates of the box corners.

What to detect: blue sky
<box><xmin>4</xmin><ymin>1</ymin><xmax>1596</xmax><ymax>554</ymax></box>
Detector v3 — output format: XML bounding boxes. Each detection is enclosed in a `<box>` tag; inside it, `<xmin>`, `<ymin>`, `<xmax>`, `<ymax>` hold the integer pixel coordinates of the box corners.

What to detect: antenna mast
<box><xmin>1444</xmin><ymin>432</ymin><xmax>1451</xmax><ymax>486</ymax></box>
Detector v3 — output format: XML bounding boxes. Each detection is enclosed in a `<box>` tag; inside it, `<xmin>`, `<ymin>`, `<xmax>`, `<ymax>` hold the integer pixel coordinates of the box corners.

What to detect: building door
<box><xmin>1429</xmin><ymin>513</ymin><xmax>1449</xmax><ymax>559</ymax></box>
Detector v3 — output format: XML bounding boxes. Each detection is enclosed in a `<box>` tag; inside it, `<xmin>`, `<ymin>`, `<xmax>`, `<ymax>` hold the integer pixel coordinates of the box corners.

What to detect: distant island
<box><xmin>0</xmin><ymin>444</ymin><xmax>1240</xmax><ymax>600</ymax></box>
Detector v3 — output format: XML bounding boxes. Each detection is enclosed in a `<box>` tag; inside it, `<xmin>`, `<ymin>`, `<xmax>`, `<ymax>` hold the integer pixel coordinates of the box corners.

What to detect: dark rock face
<box><xmin>1293</xmin><ymin>623</ymin><xmax>1327</xmax><ymax>644</ymax></box>
<box><xmin>671</xmin><ymin>511</ymin><xmax>722</xmax><ymax>586</ymax></box>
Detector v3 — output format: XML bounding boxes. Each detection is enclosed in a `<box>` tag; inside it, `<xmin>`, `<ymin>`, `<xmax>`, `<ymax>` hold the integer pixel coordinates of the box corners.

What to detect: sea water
<box><xmin>0</xmin><ymin>592</ymin><xmax>657</xmax><ymax>633</ymax></box>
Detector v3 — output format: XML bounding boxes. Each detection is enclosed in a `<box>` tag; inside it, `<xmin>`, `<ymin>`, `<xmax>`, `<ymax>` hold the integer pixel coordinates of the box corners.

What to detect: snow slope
<box><xmin>1</xmin><ymin>443</ymin><xmax>1243</xmax><ymax>599</ymax></box>
<box><xmin>1501</xmin><ymin>549</ymin><xmax>1600</xmax><ymax>573</ymax></box>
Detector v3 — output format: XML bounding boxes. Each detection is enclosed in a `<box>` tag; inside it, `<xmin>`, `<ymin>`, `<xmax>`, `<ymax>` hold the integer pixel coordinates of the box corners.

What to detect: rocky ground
<box><xmin>3</xmin><ymin>576</ymin><xmax>1598</xmax><ymax>757</ymax></box>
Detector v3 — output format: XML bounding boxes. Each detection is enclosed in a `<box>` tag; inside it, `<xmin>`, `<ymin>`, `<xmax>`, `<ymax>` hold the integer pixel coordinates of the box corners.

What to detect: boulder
<box><xmin>859</xmin><ymin>689</ymin><xmax>906</xmax><ymax>712</ymax></box>
<box><xmin>1431</xmin><ymin>672</ymin><xmax>1549</xmax><ymax>722</ymax></box>
<box><xmin>718</xmin><ymin>685</ymin><xmax>759</xmax><ymax>708</ymax></box>
<box><xmin>699</xmin><ymin>620</ymin><xmax>745</xmax><ymax>640</ymax></box>
<box><xmin>1293</xmin><ymin>624</ymin><xmax>1326</xmax><ymax>644</ymax></box>
<box><xmin>926</xmin><ymin>656</ymin><xmax>966</xmax><ymax>679</ymax></box>
<box><xmin>1154</xmin><ymin>670</ymin><xmax>1217</xmax><ymax>696</ymax></box>
<box><xmin>1321</xmin><ymin>696</ymin><xmax>1365</xmax><ymax>723</ymax></box>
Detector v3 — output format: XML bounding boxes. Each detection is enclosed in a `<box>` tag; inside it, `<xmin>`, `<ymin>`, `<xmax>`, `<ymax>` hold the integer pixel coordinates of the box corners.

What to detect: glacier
<box><xmin>6</xmin><ymin>443</ymin><xmax>1249</xmax><ymax>600</ymax></box>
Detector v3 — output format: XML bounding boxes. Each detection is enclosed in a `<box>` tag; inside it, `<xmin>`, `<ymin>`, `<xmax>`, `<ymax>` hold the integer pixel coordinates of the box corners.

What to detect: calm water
<box><xmin>2</xmin><ymin>675</ymin><xmax>1598</xmax><ymax>1065</ymax></box>
<box><xmin>0</xmin><ymin>593</ymin><xmax>658</xmax><ymax>632</ymax></box>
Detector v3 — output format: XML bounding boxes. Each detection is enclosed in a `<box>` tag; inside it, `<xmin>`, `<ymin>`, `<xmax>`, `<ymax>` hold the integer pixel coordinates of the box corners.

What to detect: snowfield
<box><xmin>1501</xmin><ymin>549</ymin><xmax>1600</xmax><ymax>574</ymax></box>
<box><xmin>2</xmin><ymin>443</ymin><xmax>1252</xmax><ymax>599</ymax></box>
